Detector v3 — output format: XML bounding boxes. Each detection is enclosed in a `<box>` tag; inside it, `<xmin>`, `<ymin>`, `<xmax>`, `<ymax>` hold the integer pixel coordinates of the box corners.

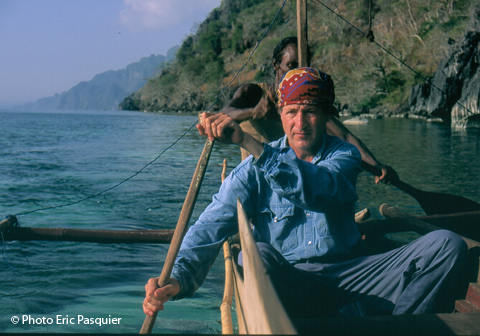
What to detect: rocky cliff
<box><xmin>120</xmin><ymin>0</ymin><xmax>477</xmax><ymax>117</ymax></box>
<box><xmin>408</xmin><ymin>5</ymin><xmax>480</xmax><ymax>128</ymax></box>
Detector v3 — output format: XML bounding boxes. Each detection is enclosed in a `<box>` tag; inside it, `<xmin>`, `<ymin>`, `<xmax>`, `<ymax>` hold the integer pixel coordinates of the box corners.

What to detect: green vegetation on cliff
<box><xmin>119</xmin><ymin>0</ymin><xmax>476</xmax><ymax>114</ymax></box>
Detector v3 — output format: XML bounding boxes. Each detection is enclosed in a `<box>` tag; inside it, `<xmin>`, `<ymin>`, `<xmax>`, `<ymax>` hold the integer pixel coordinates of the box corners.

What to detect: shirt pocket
<box><xmin>259</xmin><ymin>204</ymin><xmax>298</xmax><ymax>253</ymax></box>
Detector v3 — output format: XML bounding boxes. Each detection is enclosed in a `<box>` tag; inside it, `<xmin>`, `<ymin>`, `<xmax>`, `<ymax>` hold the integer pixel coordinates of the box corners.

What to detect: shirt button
<box><xmin>274</xmin><ymin>217</ymin><xmax>278</xmax><ymax>223</ymax></box>
<box><xmin>308</xmin><ymin>241</ymin><xmax>312</xmax><ymax>245</ymax></box>
<box><xmin>306</xmin><ymin>212</ymin><xmax>311</xmax><ymax>216</ymax></box>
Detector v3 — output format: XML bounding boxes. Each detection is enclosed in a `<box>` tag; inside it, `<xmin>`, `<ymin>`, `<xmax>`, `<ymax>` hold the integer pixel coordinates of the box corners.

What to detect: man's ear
<box><xmin>272</xmin><ymin>59</ymin><xmax>280</xmax><ymax>71</ymax></box>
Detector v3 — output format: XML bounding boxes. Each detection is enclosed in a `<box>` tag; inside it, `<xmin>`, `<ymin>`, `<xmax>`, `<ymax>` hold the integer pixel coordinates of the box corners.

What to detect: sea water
<box><xmin>0</xmin><ymin>110</ymin><xmax>479</xmax><ymax>333</ymax></box>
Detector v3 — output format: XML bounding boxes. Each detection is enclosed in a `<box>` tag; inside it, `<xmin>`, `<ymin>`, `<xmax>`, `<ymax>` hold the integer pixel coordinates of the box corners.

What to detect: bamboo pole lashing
<box><xmin>0</xmin><ymin>215</ymin><xmax>17</xmax><ymax>234</ymax></box>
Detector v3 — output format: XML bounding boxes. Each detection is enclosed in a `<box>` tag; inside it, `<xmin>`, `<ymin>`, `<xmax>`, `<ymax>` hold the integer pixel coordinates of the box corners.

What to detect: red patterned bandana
<box><xmin>277</xmin><ymin>68</ymin><xmax>335</xmax><ymax>107</ymax></box>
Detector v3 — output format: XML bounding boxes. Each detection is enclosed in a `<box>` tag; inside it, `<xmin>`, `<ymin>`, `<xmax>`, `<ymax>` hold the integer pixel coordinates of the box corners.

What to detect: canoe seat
<box><xmin>455</xmin><ymin>283</ymin><xmax>480</xmax><ymax>313</ymax></box>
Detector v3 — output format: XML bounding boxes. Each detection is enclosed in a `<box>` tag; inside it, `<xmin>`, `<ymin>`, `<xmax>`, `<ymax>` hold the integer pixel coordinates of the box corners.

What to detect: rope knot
<box><xmin>366</xmin><ymin>30</ymin><xmax>375</xmax><ymax>42</ymax></box>
<box><xmin>4</xmin><ymin>215</ymin><xmax>19</xmax><ymax>228</ymax></box>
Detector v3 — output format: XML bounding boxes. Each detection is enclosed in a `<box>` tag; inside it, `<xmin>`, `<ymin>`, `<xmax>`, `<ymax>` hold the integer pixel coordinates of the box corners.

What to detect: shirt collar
<box><xmin>281</xmin><ymin>133</ymin><xmax>328</xmax><ymax>164</ymax></box>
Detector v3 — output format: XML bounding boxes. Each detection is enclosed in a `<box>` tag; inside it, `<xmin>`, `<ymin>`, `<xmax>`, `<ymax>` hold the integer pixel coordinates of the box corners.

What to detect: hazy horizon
<box><xmin>0</xmin><ymin>0</ymin><xmax>222</xmax><ymax>106</ymax></box>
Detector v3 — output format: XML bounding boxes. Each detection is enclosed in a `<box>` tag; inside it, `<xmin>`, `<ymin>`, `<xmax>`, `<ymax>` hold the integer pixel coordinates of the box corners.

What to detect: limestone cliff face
<box><xmin>408</xmin><ymin>5</ymin><xmax>480</xmax><ymax>128</ymax></box>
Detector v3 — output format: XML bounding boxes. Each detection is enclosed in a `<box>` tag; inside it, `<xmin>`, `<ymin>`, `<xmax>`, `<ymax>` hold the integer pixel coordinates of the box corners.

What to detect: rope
<box><xmin>14</xmin><ymin>122</ymin><xmax>197</xmax><ymax>217</ymax></box>
<box><xmin>314</xmin><ymin>0</ymin><xmax>475</xmax><ymax>115</ymax></box>
<box><xmin>1</xmin><ymin>232</ymin><xmax>17</xmax><ymax>272</ymax></box>
<box><xmin>1</xmin><ymin>217</ymin><xmax>30</xmax><ymax>273</ymax></box>
<box><xmin>278</xmin><ymin>0</ymin><xmax>294</xmax><ymax>25</ymax></box>
<box><xmin>202</xmin><ymin>0</ymin><xmax>288</xmax><ymax>113</ymax></box>
<box><xmin>11</xmin><ymin>0</ymin><xmax>288</xmax><ymax>219</ymax></box>
<box><xmin>366</xmin><ymin>0</ymin><xmax>374</xmax><ymax>42</ymax></box>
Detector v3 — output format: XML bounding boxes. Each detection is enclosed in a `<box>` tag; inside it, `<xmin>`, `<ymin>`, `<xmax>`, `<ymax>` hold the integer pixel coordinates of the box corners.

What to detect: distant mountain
<box><xmin>16</xmin><ymin>45</ymin><xmax>179</xmax><ymax>111</ymax></box>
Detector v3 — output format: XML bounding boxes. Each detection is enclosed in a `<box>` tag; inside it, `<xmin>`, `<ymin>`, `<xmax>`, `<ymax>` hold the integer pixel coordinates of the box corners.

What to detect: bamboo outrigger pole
<box><xmin>297</xmin><ymin>0</ymin><xmax>309</xmax><ymax>67</ymax></box>
<box><xmin>379</xmin><ymin>204</ymin><xmax>480</xmax><ymax>251</ymax></box>
<box><xmin>2</xmin><ymin>227</ymin><xmax>174</xmax><ymax>244</ymax></box>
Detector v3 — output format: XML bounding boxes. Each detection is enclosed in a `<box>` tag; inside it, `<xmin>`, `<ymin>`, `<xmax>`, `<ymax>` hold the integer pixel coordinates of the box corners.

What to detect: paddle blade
<box><xmin>418</xmin><ymin>191</ymin><xmax>480</xmax><ymax>216</ymax></box>
<box><xmin>392</xmin><ymin>179</ymin><xmax>480</xmax><ymax>216</ymax></box>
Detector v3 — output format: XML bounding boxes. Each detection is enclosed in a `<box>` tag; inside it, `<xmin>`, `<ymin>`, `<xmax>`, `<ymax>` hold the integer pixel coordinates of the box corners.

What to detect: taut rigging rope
<box><xmin>10</xmin><ymin>0</ymin><xmax>288</xmax><ymax>219</ymax></box>
<box><xmin>314</xmin><ymin>0</ymin><xmax>475</xmax><ymax>115</ymax></box>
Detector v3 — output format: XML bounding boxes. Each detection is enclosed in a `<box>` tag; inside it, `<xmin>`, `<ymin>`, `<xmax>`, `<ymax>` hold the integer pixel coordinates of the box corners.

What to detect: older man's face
<box><xmin>281</xmin><ymin>104</ymin><xmax>329</xmax><ymax>160</ymax></box>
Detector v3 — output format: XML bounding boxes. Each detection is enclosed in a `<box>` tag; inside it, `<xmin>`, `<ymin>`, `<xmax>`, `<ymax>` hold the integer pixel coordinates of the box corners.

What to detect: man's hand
<box><xmin>197</xmin><ymin>112</ymin><xmax>245</xmax><ymax>144</ymax></box>
<box><xmin>197</xmin><ymin>112</ymin><xmax>265</xmax><ymax>158</ymax></box>
<box><xmin>143</xmin><ymin>277</ymin><xmax>180</xmax><ymax>316</ymax></box>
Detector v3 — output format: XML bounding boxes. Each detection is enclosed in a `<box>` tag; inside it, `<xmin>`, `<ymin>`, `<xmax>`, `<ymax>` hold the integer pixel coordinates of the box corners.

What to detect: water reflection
<box><xmin>343</xmin><ymin>117</ymin><xmax>480</xmax><ymax>218</ymax></box>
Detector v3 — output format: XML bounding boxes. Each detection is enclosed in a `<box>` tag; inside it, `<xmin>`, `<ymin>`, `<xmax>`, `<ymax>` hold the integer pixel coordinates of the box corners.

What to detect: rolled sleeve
<box><xmin>170</xmin><ymin>161</ymin><xmax>257</xmax><ymax>299</ymax></box>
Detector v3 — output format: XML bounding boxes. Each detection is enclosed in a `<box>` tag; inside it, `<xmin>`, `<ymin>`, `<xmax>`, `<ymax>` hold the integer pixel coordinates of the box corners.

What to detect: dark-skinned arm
<box><xmin>326</xmin><ymin>117</ymin><xmax>398</xmax><ymax>184</ymax></box>
<box><xmin>221</xmin><ymin>83</ymin><xmax>284</xmax><ymax>143</ymax></box>
<box><xmin>220</xmin><ymin>83</ymin><xmax>265</xmax><ymax>122</ymax></box>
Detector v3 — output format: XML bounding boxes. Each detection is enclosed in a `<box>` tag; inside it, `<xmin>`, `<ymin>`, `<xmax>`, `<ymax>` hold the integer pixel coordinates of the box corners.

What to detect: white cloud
<box><xmin>119</xmin><ymin>0</ymin><xmax>221</xmax><ymax>32</ymax></box>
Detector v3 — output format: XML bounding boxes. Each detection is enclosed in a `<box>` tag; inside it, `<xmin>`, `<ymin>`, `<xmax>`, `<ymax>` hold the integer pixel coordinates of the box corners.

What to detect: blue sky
<box><xmin>0</xmin><ymin>0</ymin><xmax>222</xmax><ymax>105</ymax></box>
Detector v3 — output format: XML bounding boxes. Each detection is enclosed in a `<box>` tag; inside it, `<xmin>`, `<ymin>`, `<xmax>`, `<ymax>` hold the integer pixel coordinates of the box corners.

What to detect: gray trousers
<box><xmin>239</xmin><ymin>230</ymin><xmax>468</xmax><ymax>318</ymax></box>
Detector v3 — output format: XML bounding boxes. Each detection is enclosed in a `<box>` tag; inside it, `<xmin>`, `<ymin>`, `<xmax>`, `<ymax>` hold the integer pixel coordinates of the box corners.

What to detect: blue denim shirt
<box><xmin>171</xmin><ymin>134</ymin><xmax>363</xmax><ymax>299</ymax></box>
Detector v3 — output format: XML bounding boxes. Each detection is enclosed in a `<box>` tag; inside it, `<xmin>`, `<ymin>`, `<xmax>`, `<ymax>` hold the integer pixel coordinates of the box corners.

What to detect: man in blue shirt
<box><xmin>144</xmin><ymin>68</ymin><xmax>467</xmax><ymax>318</ymax></box>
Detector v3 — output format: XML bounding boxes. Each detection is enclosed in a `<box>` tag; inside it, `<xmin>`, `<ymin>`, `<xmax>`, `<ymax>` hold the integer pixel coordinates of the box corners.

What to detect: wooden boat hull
<box><xmin>294</xmin><ymin>311</ymin><xmax>480</xmax><ymax>335</ymax></box>
<box><xmin>225</xmin><ymin>203</ymin><xmax>480</xmax><ymax>335</ymax></box>
<box><xmin>233</xmin><ymin>198</ymin><xmax>297</xmax><ymax>334</ymax></box>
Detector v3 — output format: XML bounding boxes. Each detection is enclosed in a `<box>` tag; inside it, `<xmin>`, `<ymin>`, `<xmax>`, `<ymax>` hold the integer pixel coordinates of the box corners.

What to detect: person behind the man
<box><xmin>143</xmin><ymin>68</ymin><xmax>467</xmax><ymax>318</ymax></box>
<box><xmin>221</xmin><ymin>36</ymin><xmax>398</xmax><ymax>184</ymax></box>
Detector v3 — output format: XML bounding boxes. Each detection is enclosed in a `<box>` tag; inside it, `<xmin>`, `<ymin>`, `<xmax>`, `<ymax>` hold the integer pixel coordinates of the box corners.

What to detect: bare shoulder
<box><xmin>233</xmin><ymin>83</ymin><xmax>265</xmax><ymax>98</ymax></box>
<box><xmin>228</xmin><ymin>83</ymin><xmax>265</xmax><ymax>109</ymax></box>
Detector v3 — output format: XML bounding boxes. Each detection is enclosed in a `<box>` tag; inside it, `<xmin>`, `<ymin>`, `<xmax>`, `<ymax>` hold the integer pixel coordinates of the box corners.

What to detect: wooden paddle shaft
<box><xmin>379</xmin><ymin>203</ymin><xmax>480</xmax><ymax>250</ymax></box>
<box><xmin>140</xmin><ymin>139</ymin><xmax>214</xmax><ymax>334</ymax></box>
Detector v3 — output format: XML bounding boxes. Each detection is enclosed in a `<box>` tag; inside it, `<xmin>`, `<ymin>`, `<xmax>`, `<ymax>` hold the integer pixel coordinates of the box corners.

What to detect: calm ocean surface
<box><xmin>1</xmin><ymin>110</ymin><xmax>479</xmax><ymax>333</ymax></box>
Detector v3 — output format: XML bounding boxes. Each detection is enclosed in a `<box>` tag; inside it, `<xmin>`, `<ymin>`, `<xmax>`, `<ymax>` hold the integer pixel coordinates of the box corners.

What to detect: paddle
<box><xmin>140</xmin><ymin>139</ymin><xmax>214</xmax><ymax>334</ymax></box>
<box><xmin>390</xmin><ymin>179</ymin><xmax>480</xmax><ymax>216</ymax></box>
<box><xmin>369</xmin><ymin>166</ymin><xmax>480</xmax><ymax>216</ymax></box>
